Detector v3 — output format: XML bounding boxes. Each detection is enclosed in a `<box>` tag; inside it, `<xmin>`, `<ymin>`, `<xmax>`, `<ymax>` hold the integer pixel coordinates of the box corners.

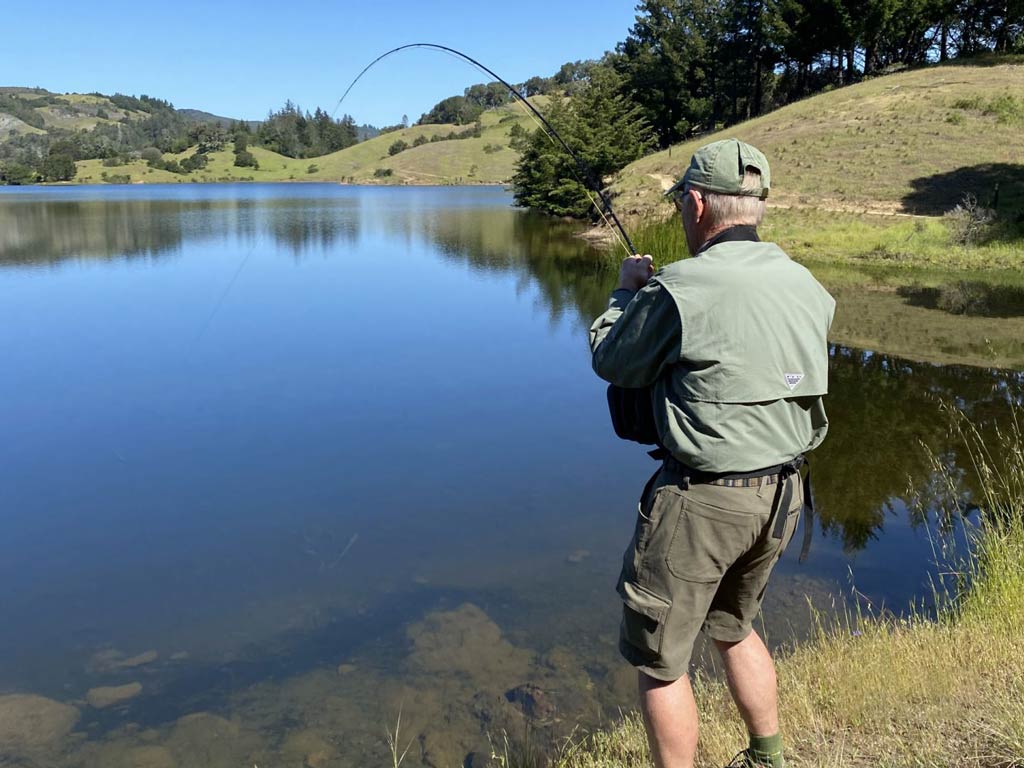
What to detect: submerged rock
<box><xmin>505</xmin><ymin>684</ymin><xmax>557</xmax><ymax>721</ymax></box>
<box><xmin>86</xmin><ymin>682</ymin><xmax>143</xmax><ymax>709</ymax></box>
<box><xmin>165</xmin><ymin>712</ymin><xmax>266</xmax><ymax>768</ymax></box>
<box><xmin>405</xmin><ymin>603</ymin><xmax>533</xmax><ymax>687</ymax></box>
<box><xmin>88</xmin><ymin>648</ymin><xmax>159</xmax><ymax>673</ymax></box>
<box><xmin>0</xmin><ymin>693</ymin><xmax>79</xmax><ymax>753</ymax></box>
<box><xmin>280</xmin><ymin>729</ymin><xmax>336</xmax><ymax>768</ymax></box>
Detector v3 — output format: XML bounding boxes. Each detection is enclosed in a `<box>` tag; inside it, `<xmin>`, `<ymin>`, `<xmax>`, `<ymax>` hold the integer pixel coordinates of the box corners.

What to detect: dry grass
<box><xmin>613</xmin><ymin>60</ymin><xmax>1024</xmax><ymax>224</ymax></box>
<box><xmin>552</xmin><ymin>410</ymin><xmax>1024</xmax><ymax>768</ymax></box>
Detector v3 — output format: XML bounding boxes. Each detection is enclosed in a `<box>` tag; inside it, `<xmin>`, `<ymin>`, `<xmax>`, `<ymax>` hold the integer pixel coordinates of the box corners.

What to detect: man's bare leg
<box><xmin>713</xmin><ymin>630</ymin><xmax>778</xmax><ymax>736</ymax></box>
<box><xmin>638</xmin><ymin>671</ymin><xmax>699</xmax><ymax>768</ymax></box>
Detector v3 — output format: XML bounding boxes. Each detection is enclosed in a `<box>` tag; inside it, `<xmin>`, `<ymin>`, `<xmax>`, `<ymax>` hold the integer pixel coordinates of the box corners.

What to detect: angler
<box><xmin>591</xmin><ymin>139</ymin><xmax>835</xmax><ymax>768</ymax></box>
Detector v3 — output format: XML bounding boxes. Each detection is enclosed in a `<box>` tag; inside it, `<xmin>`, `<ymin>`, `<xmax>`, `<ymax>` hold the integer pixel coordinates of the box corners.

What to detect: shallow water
<box><xmin>0</xmin><ymin>184</ymin><xmax>1019</xmax><ymax>767</ymax></box>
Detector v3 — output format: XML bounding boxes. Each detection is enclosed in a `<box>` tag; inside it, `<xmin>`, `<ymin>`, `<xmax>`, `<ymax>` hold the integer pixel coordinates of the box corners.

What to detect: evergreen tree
<box><xmin>511</xmin><ymin>67</ymin><xmax>654</xmax><ymax>218</ymax></box>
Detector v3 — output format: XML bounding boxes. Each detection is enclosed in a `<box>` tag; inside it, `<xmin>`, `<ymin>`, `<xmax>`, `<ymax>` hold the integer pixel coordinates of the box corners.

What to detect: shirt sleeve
<box><xmin>589</xmin><ymin>279</ymin><xmax>682</xmax><ymax>388</ymax></box>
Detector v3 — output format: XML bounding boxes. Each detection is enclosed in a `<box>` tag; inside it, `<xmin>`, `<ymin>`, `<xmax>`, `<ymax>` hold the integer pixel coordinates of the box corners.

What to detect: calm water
<box><xmin>0</xmin><ymin>184</ymin><xmax>1020</xmax><ymax>768</ymax></box>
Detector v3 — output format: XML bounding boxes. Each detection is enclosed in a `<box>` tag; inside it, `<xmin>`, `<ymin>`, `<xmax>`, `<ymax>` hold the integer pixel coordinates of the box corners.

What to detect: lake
<box><xmin>0</xmin><ymin>184</ymin><xmax>1020</xmax><ymax>768</ymax></box>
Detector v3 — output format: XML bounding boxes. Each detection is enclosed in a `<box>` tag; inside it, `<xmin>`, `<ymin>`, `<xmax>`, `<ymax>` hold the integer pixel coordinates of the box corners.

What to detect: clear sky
<box><xmin>2</xmin><ymin>1</ymin><xmax>639</xmax><ymax>126</ymax></box>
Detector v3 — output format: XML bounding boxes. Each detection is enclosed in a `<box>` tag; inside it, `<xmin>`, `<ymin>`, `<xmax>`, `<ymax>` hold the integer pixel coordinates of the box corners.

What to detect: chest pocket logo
<box><xmin>784</xmin><ymin>372</ymin><xmax>804</xmax><ymax>391</ymax></box>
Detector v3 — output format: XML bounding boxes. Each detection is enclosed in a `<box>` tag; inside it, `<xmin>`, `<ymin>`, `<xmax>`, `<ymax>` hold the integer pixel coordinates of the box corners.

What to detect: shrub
<box><xmin>944</xmin><ymin>193</ymin><xmax>995</xmax><ymax>246</ymax></box>
<box><xmin>180</xmin><ymin>153</ymin><xmax>209</xmax><ymax>173</ymax></box>
<box><xmin>413</xmin><ymin>135</ymin><xmax>429</xmax><ymax>147</ymax></box>
<box><xmin>388</xmin><ymin>139</ymin><xmax>409</xmax><ymax>156</ymax></box>
<box><xmin>234</xmin><ymin>150</ymin><xmax>259</xmax><ymax>169</ymax></box>
<box><xmin>374</xmin><ymin>167</ymin><xmax>393</xmax><ymax>178</ymax></box>
<box><xmin>140</xmin><ymin>147</ymin><xmax>163</xmax><ymax>165</ymax></box>
<box><xmin>307</xmin><ymin>164</ymin><xmax>319</xmax><ymax>174</ymax></box>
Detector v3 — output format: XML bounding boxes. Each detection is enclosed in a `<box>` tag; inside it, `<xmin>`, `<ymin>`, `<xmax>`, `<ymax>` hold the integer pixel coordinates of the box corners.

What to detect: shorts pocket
<box><xmin>617</xmin><ymin>579</ymin><xmax>671</xmax><ymax>656</ymax></box>
<box><xmin>666</xmin><ymin>497</ymin><xmax>760</xmax><ymax>583</ymax></box>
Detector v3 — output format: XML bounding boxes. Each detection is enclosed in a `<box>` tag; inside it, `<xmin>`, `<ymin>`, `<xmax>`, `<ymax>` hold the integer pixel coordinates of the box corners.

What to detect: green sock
<box><xmin>747</xmin><ymin>732</ymin><xmax>784</xmax><ymax>768</ymax></box>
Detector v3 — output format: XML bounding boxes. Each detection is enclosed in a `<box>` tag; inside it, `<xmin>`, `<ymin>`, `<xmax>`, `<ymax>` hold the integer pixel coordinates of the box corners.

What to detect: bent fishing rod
<box><xmin>333</xmin><ymin>42</ymin><xmax>637</xmax><ymax>256</ymax></box>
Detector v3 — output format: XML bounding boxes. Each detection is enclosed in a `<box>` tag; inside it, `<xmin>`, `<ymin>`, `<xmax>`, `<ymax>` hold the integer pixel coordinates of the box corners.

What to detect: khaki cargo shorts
<box><xmin>617</xmin><ymin>462</ymin><xmax>803</xmax><ymax>681</ymax></box>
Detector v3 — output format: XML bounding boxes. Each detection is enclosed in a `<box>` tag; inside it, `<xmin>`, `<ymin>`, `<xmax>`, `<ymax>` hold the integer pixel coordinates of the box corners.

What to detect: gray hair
<box><xmin>700</xmin><ymin>169</ymin><xmax>766</xmax><ymax>227</ymax></box>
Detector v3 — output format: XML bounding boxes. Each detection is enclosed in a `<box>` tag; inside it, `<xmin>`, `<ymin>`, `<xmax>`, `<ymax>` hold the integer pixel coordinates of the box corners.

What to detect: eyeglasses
<box><xmin>671</xmin><ymin>189</ymin><xmax>702</xmax><ymax>212</ymax></box>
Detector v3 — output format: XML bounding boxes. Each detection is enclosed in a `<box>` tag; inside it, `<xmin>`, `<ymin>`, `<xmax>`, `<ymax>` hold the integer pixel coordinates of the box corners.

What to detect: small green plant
<box><xmin>306</xmin><ymin>164</ymin><xmax>319</xmax><ymax>174</ymax></box>
<box><xmin>374</xmin><ymin>167</ymin><xmax>394</xmax><ymax>178</ymax></box>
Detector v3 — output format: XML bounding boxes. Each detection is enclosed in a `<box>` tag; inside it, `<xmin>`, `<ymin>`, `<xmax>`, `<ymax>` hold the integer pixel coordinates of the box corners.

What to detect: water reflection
<box><xmin>896</xmin><ymin>281</ymin><xmax>1024</xmax><ymax>317</ymax></box>
<box><xmin>0</xmin><ymin>188</ymin><xmax>362</xmax><ymax>265</ymax></box>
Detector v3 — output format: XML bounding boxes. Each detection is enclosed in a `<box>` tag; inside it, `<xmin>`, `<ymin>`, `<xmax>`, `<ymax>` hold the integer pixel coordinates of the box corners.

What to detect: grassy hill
<box><xmin>0</xmin><ymin>87</ymin><xmax>151</xmax><ymax>134</ymax></box>
<box><xmin>615</xmin><ymin>59</ymin><xmax>1024</xmax><ymax>273</ymax></box>
<box><xmin>74</xmin><ymin>98</ymin><xmax>548</xmax><ymax>186</ymax></box>
<box><xmin>613</xmin><ymin>60</ymin><xmax>1024</xmax><ymax>219</ymax></box>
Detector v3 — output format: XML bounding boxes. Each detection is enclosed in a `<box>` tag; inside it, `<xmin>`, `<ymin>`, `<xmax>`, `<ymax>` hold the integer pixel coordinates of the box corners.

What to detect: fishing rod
<box><xmin>333</xmin><ymin>42</ymin><xmax>637</xmax><ymax>256</ymax></box>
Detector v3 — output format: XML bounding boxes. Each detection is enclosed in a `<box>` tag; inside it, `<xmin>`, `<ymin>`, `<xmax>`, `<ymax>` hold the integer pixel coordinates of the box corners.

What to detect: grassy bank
<box><xmin>629</xmin><ymin>207</ymin><xmax>1023</xmax><ymax>275</ymax></box>
<box><xmin>546</xmin><ymin>413</ymin><xmax>1024</xmax><ymax>768</ymax></box>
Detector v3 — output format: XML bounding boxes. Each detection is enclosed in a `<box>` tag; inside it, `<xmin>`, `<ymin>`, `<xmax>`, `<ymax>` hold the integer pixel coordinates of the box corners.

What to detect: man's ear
<box><xmin>689</xmin><ymin>189</ymin><xmax>705</xmax><ymax>223</ymax></box>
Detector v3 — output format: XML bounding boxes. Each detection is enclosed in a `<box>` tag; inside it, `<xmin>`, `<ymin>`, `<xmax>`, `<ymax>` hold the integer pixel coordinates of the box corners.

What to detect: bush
<box><xmin>945</xmin><ymin>193</ymin><xmax>995</xmax><ymax>246</ymax></box>
<box><xmin>374</xmin><ymin>168</ymin><xmax>393</xmax><ymax>178</ymax></box>
<box><xmin>388</xmin><ymin>139</ymin><xmax>409</xmax><ymax>156</ymax></box>
<box><xmin>234</xmin><ymin>150</ymin><xmax>259</xmax><ymax>169</ymax></box>
<box><xmin>180</xmin><ymin>153</ymin><xmax>209</xmax><ymax>173</ymax></box>
<box><xmin>140</xmin><ymin>146</ymin><xmax>163</xmax><ymax>165</ymax></box>
<box><xmin>102</xmin><ymin>156</ymin><xmax>123</xmax><ymax>167</ymax></box>
<box><xmin>307</xmin><ymin>163</ymin><xmax>319</xmax><ymax>174</ymax></box>
<box><xmin>413</xmin><ymin>135</ymin><xmax>429</xmax><ymax>147</ymax></box>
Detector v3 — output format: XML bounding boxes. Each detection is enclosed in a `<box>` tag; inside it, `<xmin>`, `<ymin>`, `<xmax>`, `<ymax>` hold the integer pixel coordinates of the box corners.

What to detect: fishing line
<box><xmin>419</xmin><ymin>49</ymin><xmax>626</xmax><ymax>247</ymax></box>
<box><xmin>333</xmin><ymin>42</ymin><xmax>637</xmax><ymax>255</ymax></box>
<box><xmin>189</xmin><ymin>43</ymin><xmax>638</xmax><ymax>355</ymax></box>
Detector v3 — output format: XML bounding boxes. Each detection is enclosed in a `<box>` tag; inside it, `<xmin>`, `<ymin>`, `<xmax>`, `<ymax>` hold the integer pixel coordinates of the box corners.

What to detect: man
<box><xmin>589</xmin><ymin>139</ymin><xmax>834</xmax><ymax>768</ymax></box>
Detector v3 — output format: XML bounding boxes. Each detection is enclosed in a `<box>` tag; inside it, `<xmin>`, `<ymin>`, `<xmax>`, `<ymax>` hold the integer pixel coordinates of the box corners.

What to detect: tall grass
<box><xmin>552</xmin><ymin>406</ymin><xmax>1024</xmax><ymax>768</ymax></box>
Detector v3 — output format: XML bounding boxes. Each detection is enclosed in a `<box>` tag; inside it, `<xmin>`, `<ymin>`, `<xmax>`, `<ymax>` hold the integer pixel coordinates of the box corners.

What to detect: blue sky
<box><xmin>3</xmin><ymin>1</ymin><xmax>638</xmax><ymax>126</ymax></box>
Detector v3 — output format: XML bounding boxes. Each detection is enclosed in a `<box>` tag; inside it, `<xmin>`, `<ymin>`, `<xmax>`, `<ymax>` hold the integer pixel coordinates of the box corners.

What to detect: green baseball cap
<box><xmin>666</xmin><ymin>138</ymin><xmax>770</xmax><ymax>200</ymax></box>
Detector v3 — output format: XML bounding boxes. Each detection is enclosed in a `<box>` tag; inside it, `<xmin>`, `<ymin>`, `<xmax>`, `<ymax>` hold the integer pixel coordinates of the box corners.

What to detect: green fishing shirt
<box><xmin>590</xmin><ymin>228</ymin><xmax>835</xmax><ymax>473</ymax></box>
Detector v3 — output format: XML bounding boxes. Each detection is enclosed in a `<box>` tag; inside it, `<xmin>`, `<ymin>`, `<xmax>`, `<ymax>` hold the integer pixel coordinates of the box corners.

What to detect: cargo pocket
<box><xmin>617</xmin><ymin>579</ymin><xmax>671</xmax><ymax>657</ymax></box>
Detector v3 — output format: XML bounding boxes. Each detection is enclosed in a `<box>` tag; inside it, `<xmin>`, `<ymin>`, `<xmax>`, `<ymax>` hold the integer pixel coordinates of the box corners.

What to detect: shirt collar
<box><xmin>697</xmin><ymin>224</ymin><xmax>760</xmax><ymax>254</ymax></box>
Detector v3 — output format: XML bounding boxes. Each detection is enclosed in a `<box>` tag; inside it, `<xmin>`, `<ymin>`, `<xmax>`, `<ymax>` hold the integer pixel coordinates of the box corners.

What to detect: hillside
<box><xmin>0</xmin><ymin>87</ymin><xmax>150</xmax><ymax>134</ymax></box>
<box><xmin>74</xmin><ymin>98</ymin><xmax>548</xmax><ymax>186</ymax></box>
<box><xmin>611</xmin><ymin>60</ymin><xmax>1024</xmax><ymax>223</ymax></box>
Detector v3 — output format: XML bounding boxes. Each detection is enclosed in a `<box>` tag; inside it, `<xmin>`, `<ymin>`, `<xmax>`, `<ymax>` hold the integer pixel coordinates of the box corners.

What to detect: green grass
<box><xmin>631</xmin><ymin>207</ymin><xmax>1024</xmax><ymax>273</ymax></box>
<box><xmin>543</xmin><ymin>410</ymin><xmax>1024</xmax><ymax>768</ymax></box>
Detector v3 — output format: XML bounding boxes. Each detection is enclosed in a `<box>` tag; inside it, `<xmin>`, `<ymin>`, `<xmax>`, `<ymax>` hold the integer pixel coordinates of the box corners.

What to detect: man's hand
<box><xmin>618</xmin><ymin>254</ymin><xmax>656</xmax><ymax>292</ymax></box>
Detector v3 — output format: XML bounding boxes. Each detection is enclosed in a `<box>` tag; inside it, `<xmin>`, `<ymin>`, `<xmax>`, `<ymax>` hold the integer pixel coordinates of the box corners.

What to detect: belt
<box><xmin>648</xmin><ymin>452</ymin><xmax>814</xmax><ymax>542</ymax></box>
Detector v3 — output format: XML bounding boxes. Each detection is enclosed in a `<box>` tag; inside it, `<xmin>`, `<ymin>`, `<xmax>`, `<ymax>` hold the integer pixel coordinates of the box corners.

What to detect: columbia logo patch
<box><xmin>784</xmin><ymin>373</ymin><xmax>804</xmax><ymax>391</ymax></box>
